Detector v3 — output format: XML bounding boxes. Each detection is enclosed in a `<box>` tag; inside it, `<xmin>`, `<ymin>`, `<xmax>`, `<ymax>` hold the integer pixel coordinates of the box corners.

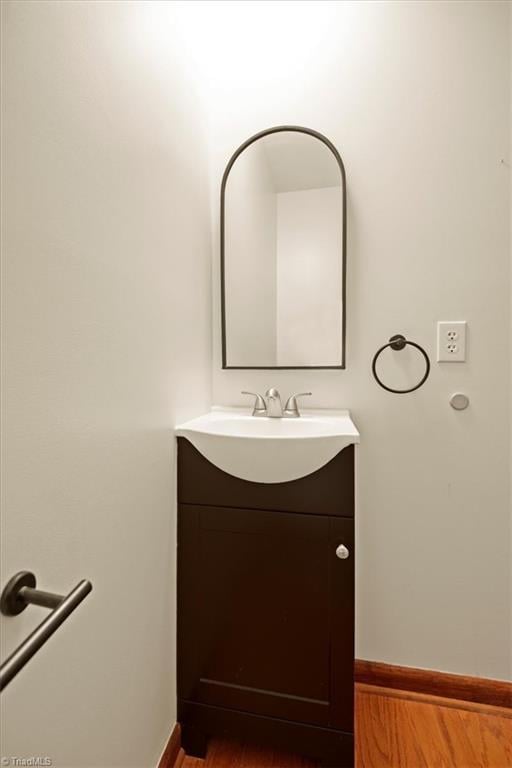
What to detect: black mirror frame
<box><xmin>220</xmin><ymin>125</ymin><xmax>347</xmax><ymax>370</ymax></box>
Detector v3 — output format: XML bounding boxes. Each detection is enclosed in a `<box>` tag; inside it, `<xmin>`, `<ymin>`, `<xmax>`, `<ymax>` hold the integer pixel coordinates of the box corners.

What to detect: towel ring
<box><xmin>372</xmin><ymin>334</ymin><xmax>430</xmax><ymax>394</ymax></box>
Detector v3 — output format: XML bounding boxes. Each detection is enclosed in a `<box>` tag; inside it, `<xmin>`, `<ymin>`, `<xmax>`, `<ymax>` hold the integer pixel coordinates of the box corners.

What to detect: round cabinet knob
<box><xmin>335</xmin><ymin>544</ymin><xmax>350</xmax><ymax>560</ymax></box>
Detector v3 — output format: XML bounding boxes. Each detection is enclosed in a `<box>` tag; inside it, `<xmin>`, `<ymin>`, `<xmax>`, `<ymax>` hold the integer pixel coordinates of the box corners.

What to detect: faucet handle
<box><xmin>241</xmin><ymin>391</ymin><xmax>267</xmax><ymax>417</ymax></box>
<box><xmin>283</xmin><ymin>392</ymin><xmax>312</xmax><ymax>418</ymax></box>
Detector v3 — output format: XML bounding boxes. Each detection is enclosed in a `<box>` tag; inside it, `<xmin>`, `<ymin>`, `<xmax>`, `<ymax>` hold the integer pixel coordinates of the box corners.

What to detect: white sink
<box><xmin>175</xmin><ymin>407</ymin><xmax>359</xmax><ymax>484</ymax></box>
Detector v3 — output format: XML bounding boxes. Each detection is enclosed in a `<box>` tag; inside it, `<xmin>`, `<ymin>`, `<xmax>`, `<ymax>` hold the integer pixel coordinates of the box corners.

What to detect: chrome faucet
<box><xmin>265</xmin><ymin>388</ymin><xmax>283</xmax><ymax>418</ymax></box>
<box><xmin>241</xmin><ymin>390</ymin><xmax>312</xmax><ymax>418</ymax></box>
<box><xmin>283</xmin><ymin>392</ymin><xmax>312</xmax><ymax>417</ymax></box>
<box><xmin>241</xmin><ymin>391</ymin><xmax>267</xmax><ymax>417</ymax></box>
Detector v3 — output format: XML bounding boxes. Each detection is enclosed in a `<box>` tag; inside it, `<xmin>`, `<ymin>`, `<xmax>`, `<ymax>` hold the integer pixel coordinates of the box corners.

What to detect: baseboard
<box><xmin>158</xmin><ymin>723</ymin><xmax>186</xmax><ymax>768</ymax></box>
<box><xmin>355</xmin><ymin>659</ymin><xmax>512</xmax><ymax>709</ymax></box>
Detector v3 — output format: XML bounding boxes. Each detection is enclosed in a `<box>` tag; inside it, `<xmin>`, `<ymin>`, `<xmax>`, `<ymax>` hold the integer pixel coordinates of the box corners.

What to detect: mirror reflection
<box><xmin>222</xmin><ymin>127</ymin><xmax>346</xmax><ymax>369</ymax></box>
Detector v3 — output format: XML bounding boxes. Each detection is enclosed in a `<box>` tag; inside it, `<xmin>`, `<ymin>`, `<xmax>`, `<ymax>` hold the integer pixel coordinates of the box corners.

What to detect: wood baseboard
<box><xmin>357</xmin><ymin>682</ymin><xmax>512</xmax><ymax>720</ymax></box>
<box><xmin>158</xmin><ymin>723</ymin><xmax>186</xmax><ymax>768</ymax></box>
<box><xmin>355</xmin><ymin>659</ymin><xmax>512</xmax><ymax>709</ymax></box>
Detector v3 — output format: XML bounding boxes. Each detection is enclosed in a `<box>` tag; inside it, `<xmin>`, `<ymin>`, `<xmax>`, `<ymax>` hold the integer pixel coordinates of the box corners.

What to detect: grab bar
<box><xmin>0</xmin><ymin>571</ymin><xmax>92</xmax><ymax>692</ymax></box>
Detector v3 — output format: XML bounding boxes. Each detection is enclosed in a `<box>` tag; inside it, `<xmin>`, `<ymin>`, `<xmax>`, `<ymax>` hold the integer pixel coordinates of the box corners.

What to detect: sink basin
<box><xmin>175</xmin><ymin>407</ymin><xmax>359</xmax><ymax>483</ymax></box>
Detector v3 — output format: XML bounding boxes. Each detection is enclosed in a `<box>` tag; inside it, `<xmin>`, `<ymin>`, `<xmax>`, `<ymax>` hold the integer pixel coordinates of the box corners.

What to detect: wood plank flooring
<box><xmin>182</xmin><ymin>684</ymin><xmax>512</xmax><ymax>768</ymax></box>
<box><xmin>182</xmin><ymin>739</ymin><xmax>314</xmax><ymax>767</ymax></box>
<box><xmin>356</xmin><ymin>684</ymin><xmax>511</xmax><ymax>768</ymax></box>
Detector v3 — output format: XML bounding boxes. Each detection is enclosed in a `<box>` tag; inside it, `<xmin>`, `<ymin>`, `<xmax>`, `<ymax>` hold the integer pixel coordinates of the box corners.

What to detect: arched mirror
<box><xmin>221</xmin><ymin>125</ymin><xmax>346</xmax><ymax>369</ymax></box>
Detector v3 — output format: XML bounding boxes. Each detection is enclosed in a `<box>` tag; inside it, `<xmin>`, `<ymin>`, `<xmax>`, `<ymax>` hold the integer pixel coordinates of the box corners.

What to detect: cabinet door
<box><xmin>178</xmin><ymin>505</ymin><xmax>354</xmax><ymax>732</ymax></box>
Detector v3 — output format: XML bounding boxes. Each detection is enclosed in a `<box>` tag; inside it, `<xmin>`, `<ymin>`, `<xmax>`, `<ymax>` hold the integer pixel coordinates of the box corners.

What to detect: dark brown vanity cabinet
<box><xmin>177</xmin><ymin>439</ymin><xmax>355</xmax><ymax>767</ymax></box>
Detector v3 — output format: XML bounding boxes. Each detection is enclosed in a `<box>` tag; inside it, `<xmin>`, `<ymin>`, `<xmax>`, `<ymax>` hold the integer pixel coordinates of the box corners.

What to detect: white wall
<box><xmin>196</xmin><ymin>0</ymin><xmax>511</xmax><ymax>680</ymax></box>
<box><xmin>509</xmin><ymin>3</ymin><xmax>512</xmax><ymax>679</ymax></box>
<box><xmin>1</xmin><ymin>13</ymin><xmax>510</xmax><ymax>768</ymax></box>
<box><xmin>225</xmin><ymin>142</ymin><xmax>277</xmax><ymax>366</ymax></box>
<box><xmin>0</xmin><ymin>2</ymin><xmax>211</xmax><ymax>767</ymax></box>
<box><xmin>276</xmin><ymin>187</ymin><xmax>343</xmax><ymax>366</ymax></box>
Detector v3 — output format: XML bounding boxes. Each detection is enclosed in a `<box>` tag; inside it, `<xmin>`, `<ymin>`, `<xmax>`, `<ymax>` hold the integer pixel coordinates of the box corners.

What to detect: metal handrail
<box><xmin>0</xmin><ymin>572</ymin><xmax>92</xmax><ymax>692</ymax></box>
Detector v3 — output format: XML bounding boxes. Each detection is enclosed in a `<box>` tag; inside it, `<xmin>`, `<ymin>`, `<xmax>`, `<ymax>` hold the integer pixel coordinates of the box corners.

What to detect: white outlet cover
<box><xmin>437</xmin><ymin>321</ymin><xmax>467</xmax><ymax>362</ymax></box>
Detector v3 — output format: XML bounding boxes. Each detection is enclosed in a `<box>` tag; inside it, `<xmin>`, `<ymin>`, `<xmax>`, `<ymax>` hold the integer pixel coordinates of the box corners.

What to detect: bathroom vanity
<box><xmin>176</xmin><ymin>124</ymin><xmax>355</xmax><ymax>765</ymax></box>
<box><xmin>176</xmin><ymin>408</ymin><xmax>359</xmax><ymax>767</ymax></box>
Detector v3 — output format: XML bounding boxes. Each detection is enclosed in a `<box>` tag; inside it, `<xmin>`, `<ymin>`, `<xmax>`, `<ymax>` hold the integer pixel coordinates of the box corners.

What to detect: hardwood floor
<box><xmin>182</xmin><ymin>684</ymin><xmax>512</xmax><ymax>768</ymax></box>
<box><xmin>182</xmin><ymin>739</ymin><xmax>314</xmax><ymax>767</ymax></box>
<box><xmin>356</xmin><ymin>684</ymin><xmax>511</xmax><ymax>768</ymax></box>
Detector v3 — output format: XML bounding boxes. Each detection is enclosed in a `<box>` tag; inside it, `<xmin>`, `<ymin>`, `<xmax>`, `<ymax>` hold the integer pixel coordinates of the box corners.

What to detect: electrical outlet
<box><xmin>437</xmin><ymin>321</ymin><xmax>467</xmax><ymax>362</ymax></box>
